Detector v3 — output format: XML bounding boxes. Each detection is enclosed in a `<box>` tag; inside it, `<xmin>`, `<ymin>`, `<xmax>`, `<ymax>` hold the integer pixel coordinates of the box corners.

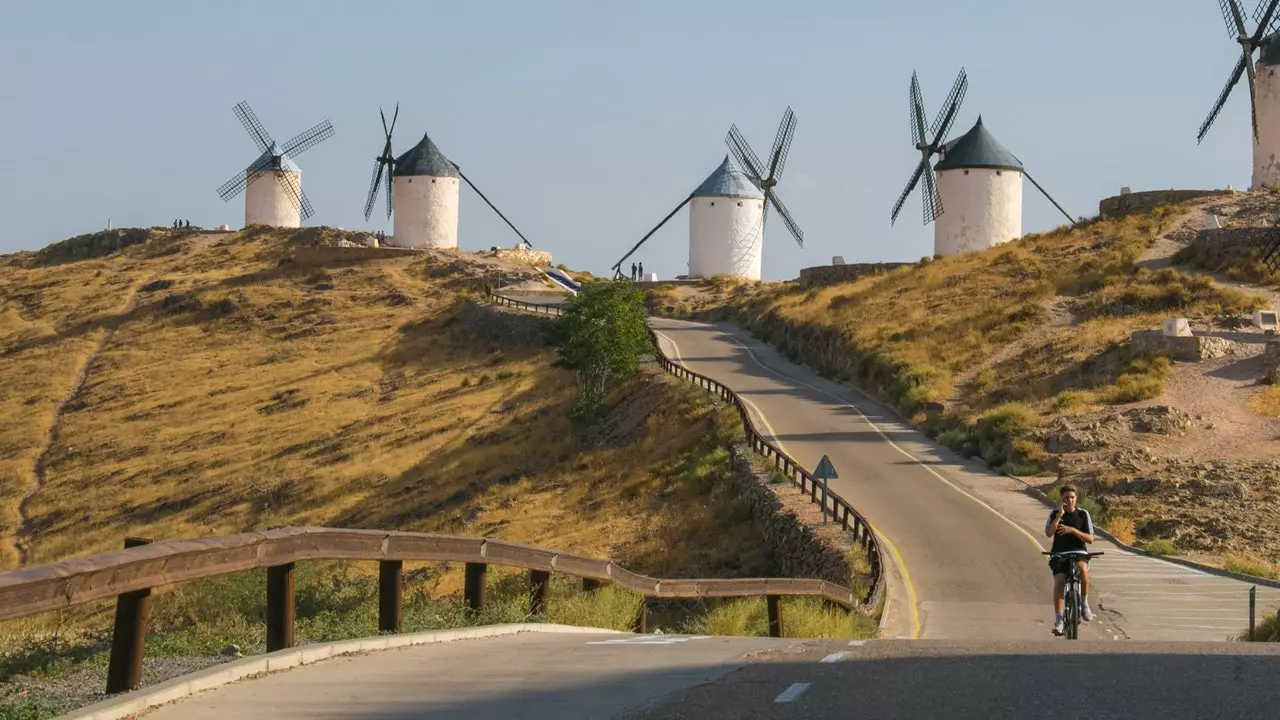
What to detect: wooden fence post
<box><xmin>378</xmin><ymin>560</ymin><xmax>403</xmax><ymax>633</ymax></box>
<box><xmin>105</xmin><ymin>537</ymin><xmax>152</xmax><ymax>694</ymax></box>
<box><xmin>530</xmin><ymin>570</ymin><xmax>551</xmax><ymax>615</ymax></box>
<box><xmin>266</xmin><ymin>562</ymin><xmax>296</xmax><ymax>652</ymax></box>
<box><xmin>633</xmin><ymin>598</ymin><xmax>648</xmax><ymax>633</ymax></box>
<box><xmin>767</xmin><ymin>595</ymin><xmax>783</xmax><ymax>638</ymax></box>
<box><xmin>464</xmin><ymin>562</ymin><xmax>487</xmax><ymax>611</ymax></box>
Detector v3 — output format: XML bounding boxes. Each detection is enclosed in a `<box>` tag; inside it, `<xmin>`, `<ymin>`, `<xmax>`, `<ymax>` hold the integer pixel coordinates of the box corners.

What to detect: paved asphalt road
<box><xmin>142</xmin><ymin>632</ymin><xmax>1280</xmax><ymax>719</ymax></box>
<box><xmin>649</xmin><ymin>317</ymin><xmax>1279</xmax><ymax>642</ymax></box>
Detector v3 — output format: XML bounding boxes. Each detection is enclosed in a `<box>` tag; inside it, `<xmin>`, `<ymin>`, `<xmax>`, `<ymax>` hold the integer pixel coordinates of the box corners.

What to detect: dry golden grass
<box><xmin>736</xmin><ymin>208</ymin><xmax>1266</xmax><ymax>422</ymax></box>
<box><xmin>0</xmin><ymin>229</ymin><xmax>770</xmax><ymax>587</ymax></box>
<box><xmin>1249</xmin><ymin>384</ymin><xmax>1280</xmax><ymax>419</ymax></box>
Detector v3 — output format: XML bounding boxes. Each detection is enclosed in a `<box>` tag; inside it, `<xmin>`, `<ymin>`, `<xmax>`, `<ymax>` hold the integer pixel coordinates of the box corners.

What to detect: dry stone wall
<box><xmin>798</xmin><ymin>262</ymin><xmax>910</xmax><ymax>288</ymax></box>
<box><xmin>1129</xmin><ymin>330</ymin><xmax>1241</xmax><ymax>362</ymax></box>
<box><xmin>1098</xmin><ymin>190</ymin><xmax>1231</xmax><ymax>219</ymax></box>
<box><xmin>459</xmin><ymin>300</ymin><xmax>553</xmax><ymax>348</ymax></box>
<box><xmin>1192</xmin><ymin>227</ymin><xmax>1273</xmax><ymax>251</ymax></box>
<box><xmin>729</xmin><ymin>445</ymin><xmax>854</xmax><ymax>587</ymax></box>
<box><xmin>1265</xmin><ymin>341</ymin><xmax>1280</xmax><ymax>382</ymax></box>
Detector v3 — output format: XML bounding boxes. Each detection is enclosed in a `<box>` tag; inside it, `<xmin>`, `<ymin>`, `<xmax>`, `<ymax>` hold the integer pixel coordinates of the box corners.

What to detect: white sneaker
<box><xmin>1052</xmin><ymin>616</ymin><xmax>1065</xmax><ymax>636</ymax></box>
<box><xmin>1082</xmin><ymin>603</ymin><xmax>1094</xmax><ymax>622</ymax></box>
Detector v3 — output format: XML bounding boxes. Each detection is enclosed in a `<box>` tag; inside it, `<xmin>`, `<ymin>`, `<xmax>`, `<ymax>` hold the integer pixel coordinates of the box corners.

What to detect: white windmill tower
<box><xmin>891</xmin><ymin>69</ymin><xmax>1074</xmax><ymax>257</ymax></box>
<box><xmin>1196</xmin><ymin>0</ymin><xmax>1280</xmax><ymax>187</ymax></box>
<box><xmin>363</xmin><ymin>104</ymin><xmax>536</xmax><ymax>250</ymax></box>
<box><xmin>216</xmin><ymin>101</ymin><xmax>335</xmax><ymax>228</ymax></box>
<box><xmin>611</xmin><ymin>108</ymin><xmax>805</xmax><ymax>282</ymax></box>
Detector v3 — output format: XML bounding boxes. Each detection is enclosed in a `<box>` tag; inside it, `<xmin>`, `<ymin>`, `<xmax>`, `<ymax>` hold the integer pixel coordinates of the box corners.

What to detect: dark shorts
<box><xmin>1049</xmin><ymin>554</ymin><xmax>1089</xmax><ymax>576</ymax></box>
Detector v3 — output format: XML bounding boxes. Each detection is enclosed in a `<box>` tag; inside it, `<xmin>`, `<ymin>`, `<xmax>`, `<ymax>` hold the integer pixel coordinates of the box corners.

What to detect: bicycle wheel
<box><xmin>1064</xmin><ymin>582</ymin><xmax>1079</xmax><ymax>640</ymax></box>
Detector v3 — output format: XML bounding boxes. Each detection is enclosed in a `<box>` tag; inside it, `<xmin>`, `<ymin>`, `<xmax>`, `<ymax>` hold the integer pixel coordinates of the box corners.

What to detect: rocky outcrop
<box><xmin>459</xmin><ymin>301</ymin><xmax>552</xmax><ymax>348</ymax></box>
<box><xmin>36</xmin><ymin>228</ymin><xmax>154</xmax><ymax>263</ymax></box>
<box><xmin>1264</xmin><ymin>341</ymin><xmax>1280</xmax><ymax>383</ymax></box>
<box><xmin>1036</xmin><ymin>406</ymin><xmax>1197</xmax><ymax>455</ymax></box>
<box><xmin>293</xmin><ymin>246</ymin><xmax>417</xmax><ymax>264</ymax></box>
<box><xmin>728</xmin><ymin>445</ymin><xmax>855</xmax><ymax>588</ymax></box>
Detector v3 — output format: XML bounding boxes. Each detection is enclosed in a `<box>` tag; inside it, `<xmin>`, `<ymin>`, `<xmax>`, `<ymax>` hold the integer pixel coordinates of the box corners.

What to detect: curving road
<box><xmin>649</xmin><ymin>317</ymin><xmax>1279</xmax><ymax>642</ymax></box>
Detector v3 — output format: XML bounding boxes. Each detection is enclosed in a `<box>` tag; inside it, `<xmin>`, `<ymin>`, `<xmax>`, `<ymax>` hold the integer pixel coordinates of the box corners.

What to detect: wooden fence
<box><xmin>0</xmin><ymin>528</ymin><xmax>861</xmax><ymax>693</ymax></box>
<box><xmin>482</xmin><ymin>288</ymin><xmax>887</xmax><ymax>613</ymax></box>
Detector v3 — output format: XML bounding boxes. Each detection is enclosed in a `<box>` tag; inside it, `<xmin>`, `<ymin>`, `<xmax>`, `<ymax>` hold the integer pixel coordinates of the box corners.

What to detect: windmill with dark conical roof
<box><xmin>891</xmin><ymin>69</ymin><xmax>1073</xmax><ymax>257</ymax></box>
<box><xmin>363</xmin><ymin>105</ymin><xmax>534</xmax><ymax>250</ymax></box>
<box><xmin>611</xmin><ymin>107</ymin><xmax>804</xmax><ymax>281</ymax></box>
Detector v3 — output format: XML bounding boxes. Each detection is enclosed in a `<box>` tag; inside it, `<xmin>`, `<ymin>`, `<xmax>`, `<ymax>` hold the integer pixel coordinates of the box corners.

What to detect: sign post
<box><xmin>813</xmin><ymin>455</ymin><xmax>839</xmax><ymax>525</ymax></box>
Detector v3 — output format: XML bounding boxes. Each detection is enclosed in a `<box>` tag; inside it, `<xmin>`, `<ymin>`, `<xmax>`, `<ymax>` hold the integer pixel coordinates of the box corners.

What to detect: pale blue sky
<box><xmin>0</xmin><ymin>1</ymin><xmax>1262</xmax><ymax>280</ymax></box>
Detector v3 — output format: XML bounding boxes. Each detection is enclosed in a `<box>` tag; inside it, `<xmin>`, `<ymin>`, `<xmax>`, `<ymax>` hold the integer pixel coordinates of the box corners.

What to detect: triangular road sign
<box><xmin>814</xmin><ymin>454</ymin><xmax>839</xmax><ymax>480</ymax></box>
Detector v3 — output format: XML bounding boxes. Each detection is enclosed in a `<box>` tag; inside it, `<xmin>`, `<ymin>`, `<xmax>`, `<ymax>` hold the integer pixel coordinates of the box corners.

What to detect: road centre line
<box><xmin>819</xmin><ymin>651</ymin><xmax>850</xmax><ymax>663</ymax></box>
<box><xmin>774</xmin><ymin>683</ymin><xmax>811</xmax><ymax>703</ymax></box>
<box><xmin>652</xmin><ymin>328</ymin><xmax>923</xmax><ymax>639</ymax></box>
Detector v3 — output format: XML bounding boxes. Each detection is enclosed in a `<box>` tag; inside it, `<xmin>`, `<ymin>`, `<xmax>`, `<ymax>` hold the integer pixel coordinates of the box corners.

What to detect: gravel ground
<box><xmin>1</xmin><ymin>651</ymin><xmax>246</xmax><ymax>717</ymax></box>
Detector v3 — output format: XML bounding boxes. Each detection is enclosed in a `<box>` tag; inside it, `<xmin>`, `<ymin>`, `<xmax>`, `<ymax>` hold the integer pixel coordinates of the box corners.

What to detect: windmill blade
<box><xmin>921</xmin><ymin>161</ymin><xmax>943</xmax><ymax>225</ymax></box>
<box><xmin>891</xmin><ymin>157</ymin><xmax>929</xmax><ymax>226</ymax></box>
<box><xmin>910</xmin><ymin>71</ymin><xmax>928</xmax><ymax>147</ymax></box>
<box><xmin>233</xmin><ymin>101</ymin><xmax>273</xmax><ymax>153</ymax></box>
<box><xmin>1222</xmin><ymin>0</ymin><xmax>1248</xmax><ymax>36</ymax></box>
<box><xmin>726</xmin><ymin>125</ymin><xmax>766</xmax><ymax>182</ymax></box>
<box><xmin>216</xmin><ymin>153</ymin><xmax>273</xmax><ymax>201</ymax></box>
<box><xmin>1253</xmin><ymin>0</ymin><xmax>1280</xmax><ymax>39</ymax></box>
<box><xmin>363</xmin><ymin>160</ymin><xmax>385</xmax><ymax>221</ymax></box>
<box><xmin>612</xmin><ymin>193</ymin><xmax>694</xmax><ymax>272</ymax></box>
<box><xmin>1022</xmin><ymin>169</ymin><xmax>1075</xmax><ymax>225</ymax></box>
<box><xmin>1198</xmin><ymin>53</ymin><xmax>1249</xmax><ymax>142</ymax></box>
<box><xmin>276</xmin><ymin>170</ymin><xmax>304</xmax><ymax>217</ymax></box>
<box><xmin>1247</xmin><ymin>50</ymin><xmax>1261</xmax><ymax>139</ymax></box>
<box><xmin>300</xmin><ymin>189</ymin><xmax>316</xmax><ymax>221</ymax></box>
<box><xmin>1260</xmin><ymin>216</ymin><xmax>1280</xmax><ymax>272</ymax></box>
<box><xmin>281</xmin><ymin>120</ymin><xmax>335</xmax><ymax>157</ymax></box>
<box><xmin>929</xmin><ymin>68</ymin><xmax>968</xmax><ymax>142</ymax></box>
<box><xmin>767</xmin><ymin>190</ymin><xmax>804</xmax><ymax>248</ymax></box>
<box><xmin>385</xmin><ymin>162</ymin><xmax>393</xmax><ymax>220</ymax></box>
<box><xmin>767</xmin><ymin>107</ymin><xmax>797</xmax><ymax>181</ymax></box>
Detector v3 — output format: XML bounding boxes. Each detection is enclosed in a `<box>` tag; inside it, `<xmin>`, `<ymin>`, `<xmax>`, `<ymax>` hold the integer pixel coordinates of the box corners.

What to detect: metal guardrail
<box><xmin>481</xmin><ymin>288</ymin><xmax>887</xmax><ymax>614</ymax></box>
<box><xmin>0</xmin><ymin>528</ymin><xmax>861</xmax><ymax>694</ymax></box>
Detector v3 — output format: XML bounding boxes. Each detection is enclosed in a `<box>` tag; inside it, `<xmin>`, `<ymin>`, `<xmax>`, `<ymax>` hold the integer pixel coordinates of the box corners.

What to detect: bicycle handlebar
<box><xmin>1042</xmin><ymin>551</ymin><xmax>1105</xmax><ymax>558</ymax></box>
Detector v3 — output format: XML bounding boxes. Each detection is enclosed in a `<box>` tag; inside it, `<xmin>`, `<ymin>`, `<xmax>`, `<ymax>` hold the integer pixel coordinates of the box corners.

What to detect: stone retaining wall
<box><xmin>1192</xmin><ymin>227</ymin><xmax>1273</xmax><ymax>250</ymax></box>
<box><xmin>490</xmin><ymin>248</ymin><xmax>553</xmax><ymax>267</ymax></box>
<box><xmin>459</xmin><ymin>300</ymin><xmax>553</xmax><ymax>348</ymax></box>
<box><xmin>1098</xmin><ymin>189</ymin><xmax>1231</xmax><ymax>220</ymax></box>
<box><xmin>798</xmin><ymin>262</ymin><xmax>910</xmax><ymax>288</ymax></box>
<box><xmin>1130</xmin><ymin>330</ymin><xmax>1239</xmax><ymax>362</ymax></box>
<box><xmin>729</xmin><ymin>445</ymin><xmax>854</xmax><ymax>587</ymax></box>
<box><xmin>1265</xmin><ymin>341</ymin><xmax>1280</xmax><ymax>382</ymax></box>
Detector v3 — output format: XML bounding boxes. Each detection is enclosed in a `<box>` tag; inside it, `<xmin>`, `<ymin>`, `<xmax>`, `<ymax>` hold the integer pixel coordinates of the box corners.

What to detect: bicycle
<box><xmin>1043</xmin><ymin>550</ymin><xmax>1104</xmax><ymax>639</ymax></box>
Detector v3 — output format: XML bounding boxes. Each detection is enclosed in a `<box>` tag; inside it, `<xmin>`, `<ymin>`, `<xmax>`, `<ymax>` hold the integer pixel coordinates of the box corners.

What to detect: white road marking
<box><xmin>819</xmin><ymin>651</ymin><xmax>850</xmax><ymax>663</ymax></box>
<box><xmin>848</xmin><ymin>640</ymin><xmax>867</xmax><ymax>647</ymax></box>
<box><xmin>584</xmin><ymin>635</ymin><xmax>711</xmax><ymax>646</ymax></box>
<box><xmin>774</xmin><ymin>683</ymin><xmax>811</xmax><ymax>703</ymax></box>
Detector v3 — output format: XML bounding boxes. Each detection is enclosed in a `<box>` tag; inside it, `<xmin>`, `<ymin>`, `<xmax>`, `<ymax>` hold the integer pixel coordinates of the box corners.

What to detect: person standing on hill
<box><xmin>638</xmin><ymin>261</ymin><xmax>644</xmax><ymax>280</ymax></box>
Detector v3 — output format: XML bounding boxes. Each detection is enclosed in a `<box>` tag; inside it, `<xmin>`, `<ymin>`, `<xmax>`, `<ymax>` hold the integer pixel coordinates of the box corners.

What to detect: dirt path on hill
<box><xmin>10</xmin><ymin>276</ymin><xmax>153</xmax><ymax>567</ymax></box>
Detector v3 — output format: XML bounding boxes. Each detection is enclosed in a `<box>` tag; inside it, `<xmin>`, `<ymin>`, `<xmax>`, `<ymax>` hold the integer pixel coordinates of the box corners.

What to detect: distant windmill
<box><xmin>611</xmin><ymin>107</ymin><xmax>804</xmax><ymax>281</ymax></box>
<box><xmin>1196</xmin><ymin>0</ymin><xmax>1280</xmax><ymax>188</ymax></box>
<box><xmin>216</xmin><ymin>101</ymin><xmax>334</xmax><ymax>228</ymax></box>
<box><xmin>363</xmin><ymin>104</ymin><xmax>534</xmax><ymax>251</ymax></box>
<box><xmin>891</xmin><ymin>69</ymin><xmax>1073</xmax><ymax>257</ymax></box>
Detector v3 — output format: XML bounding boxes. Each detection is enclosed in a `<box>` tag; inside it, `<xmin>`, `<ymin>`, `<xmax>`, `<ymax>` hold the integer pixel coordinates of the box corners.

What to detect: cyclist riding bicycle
<box><xmin>1045</xmin><ymin>483</ymin><xmax>1096</xmax><ymax>636</ymax></box>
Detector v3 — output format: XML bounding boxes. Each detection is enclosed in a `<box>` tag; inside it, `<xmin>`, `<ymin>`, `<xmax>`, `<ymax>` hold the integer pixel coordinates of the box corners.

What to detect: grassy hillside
<box><xmin>720</xmin><ymin>209</ymin><xmax>1263</xmax><ymax>469</ymax></box>
<box><xmin>0</xmin><ymin>228</ymin><xmax>765</xmax><ymax>582</ymax></box>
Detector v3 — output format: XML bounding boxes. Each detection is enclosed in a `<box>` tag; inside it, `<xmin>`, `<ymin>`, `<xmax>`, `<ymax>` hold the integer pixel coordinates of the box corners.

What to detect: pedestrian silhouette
<box><xmin>638</xmin><ymin>262</ymin><xmax>644</xmax><ymax>280</ymax></box>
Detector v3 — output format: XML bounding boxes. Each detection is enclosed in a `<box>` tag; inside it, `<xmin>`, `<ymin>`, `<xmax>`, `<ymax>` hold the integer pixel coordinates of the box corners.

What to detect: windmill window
<box><xmin>997</xmin><ymin>171</ymin><xmax>1003</xmax><ymax>176</ymax></box>
<box><xmin>737</xmin><ymin>201</ymin><xmax>743</xmax><ymax>207</ymax></box>
<box><xmin>710</xmin><ymin>201</ymin><xmax>715</xmax><ymax>206</ymax></box>
<box><xmin>964</xmin><ymin>170</ymin><xmax>969</xmax><ymax>175</ymax></box>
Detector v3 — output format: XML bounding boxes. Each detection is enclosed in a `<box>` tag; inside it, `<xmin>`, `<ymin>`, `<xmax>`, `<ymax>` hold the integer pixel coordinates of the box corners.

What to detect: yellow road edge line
<box><xmin>705</xmin><ymin>325</ymin><xmax>1048</xmax><ymax>557</ymax></box>
<box><xmin>652</xmin><ymin>327</ymin><xmax>922</xmax><ymax>639</ymax></box>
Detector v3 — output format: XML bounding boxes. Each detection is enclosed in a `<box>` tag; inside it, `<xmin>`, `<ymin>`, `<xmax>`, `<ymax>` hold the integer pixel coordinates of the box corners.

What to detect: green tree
<box><xmin>545</xmin><ymin>281</ymin><xmax>651</xmax><ymax>420</ymax></box>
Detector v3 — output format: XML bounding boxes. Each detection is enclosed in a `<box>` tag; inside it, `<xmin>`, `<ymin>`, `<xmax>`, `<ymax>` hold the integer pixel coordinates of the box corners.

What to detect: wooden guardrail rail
<box><xmin>481</xmin><ymin>287</ymin><xmax>887</xmax><ymax>614</ymax></box>
<box><xmin>0</xmin><ymin>528</ymin><xmax>861</xmax><ymax>693</ymax></box>
<box><xmin>482</xmin><ymin>285</ymin><xmax>564</xmax><ymax>316</ymax></box>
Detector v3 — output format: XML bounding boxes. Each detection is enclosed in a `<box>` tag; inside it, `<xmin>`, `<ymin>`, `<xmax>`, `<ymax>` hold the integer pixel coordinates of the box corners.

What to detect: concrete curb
<box><xmin>59</xmin><ymin>623</ymin><xmax>626</xmax><ymax>720</ymax></box>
